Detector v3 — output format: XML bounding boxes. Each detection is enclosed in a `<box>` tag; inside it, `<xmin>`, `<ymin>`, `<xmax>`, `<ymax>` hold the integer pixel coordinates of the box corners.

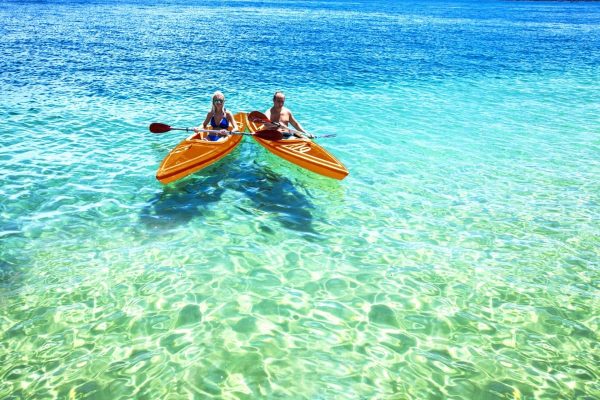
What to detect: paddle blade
<box><xmin>149</xmin><ymin>122</ymin><xmax>172</xmax><ymax>133</ymax></box>
<box><xmin>248</xmin><ymin>111</ymin><xmax>271</xmax><ymax>124</ymax></box>
<box><xmin>254</xmin><ymin>129</ymin><xmax>283</xmax><ymax>141</ymax></box>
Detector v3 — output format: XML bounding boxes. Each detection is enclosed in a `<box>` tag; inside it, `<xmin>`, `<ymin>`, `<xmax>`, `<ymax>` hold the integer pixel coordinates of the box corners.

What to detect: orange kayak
<box><xmin>246</xmin><ymin>113</ymin><xmax>348</xmax><ymax>180</ymax></box>
<box><xmin>156</xmin><ymin>112</ymin><xmax>247</xmax><ymax>184</ymax></box>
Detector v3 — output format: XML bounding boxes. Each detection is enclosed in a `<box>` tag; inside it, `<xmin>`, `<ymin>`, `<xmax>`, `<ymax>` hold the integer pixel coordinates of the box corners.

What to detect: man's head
<box><xmin>273</xmin><ymin>91</ymin><xmax>285</xmax><ymax>108</ymax></box>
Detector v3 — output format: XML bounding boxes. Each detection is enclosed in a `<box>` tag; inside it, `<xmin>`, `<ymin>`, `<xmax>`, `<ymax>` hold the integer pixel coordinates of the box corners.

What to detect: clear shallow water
<box><xmin>1</xmin><ymin>0</ymin><xmax>599</xmax><ymax>398</ymax></box>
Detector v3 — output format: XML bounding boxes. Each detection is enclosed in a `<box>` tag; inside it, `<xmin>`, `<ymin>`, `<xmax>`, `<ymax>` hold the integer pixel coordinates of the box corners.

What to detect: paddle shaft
<box><xmin>154</xmin><ymin>125</ymin><xmax>251</xmax><ymax>136</ymax></box>
<box><xmin>252</xmin><ymin>119</ymin><xmax>307</xmax><ymax>137</ymax></box>
<box><xmin>256</xmin><ymin>120</ymin><xmax>336</xmax><ymax>139</ymax></box>
<box><xmin>149</xmin><ymin>122</ymin><xmax>283</xmax><ymax>140</ymax></box>
<box><xmin>248</xmin><ymin>111</ymin><xmax>335</xmax><ymax>139</ymax></box>
<box><xmin>174</xmin><ymin>127</ymin><xmax>236</xmax><ymax>135</ymax></box>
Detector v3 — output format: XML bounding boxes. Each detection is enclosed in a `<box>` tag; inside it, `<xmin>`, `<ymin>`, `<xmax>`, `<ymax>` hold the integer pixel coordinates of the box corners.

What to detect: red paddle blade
<box><xmin>149</xmin><ymin>122</ymin><xmax>172</xmax><ymax>133</ymax></box>
<box><xmin>254</xmin><ymin>129</ymin><xmax>283</xmax><ymax>141</ymax></box>
<box><xmin>248</xmin><ymin>111</ymin><xmax>271</xmax><ymax>124</ymax></box>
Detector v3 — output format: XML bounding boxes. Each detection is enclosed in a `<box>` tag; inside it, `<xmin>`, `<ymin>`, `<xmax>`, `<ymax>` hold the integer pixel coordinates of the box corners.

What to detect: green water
<box><xmin>1</xmin><ymin>0</ymin><xmax>599</xmax><ymax>398</ymax></box>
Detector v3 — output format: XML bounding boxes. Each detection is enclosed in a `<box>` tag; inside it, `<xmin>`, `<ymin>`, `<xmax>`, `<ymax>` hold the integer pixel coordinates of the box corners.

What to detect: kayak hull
<box><xmin>246</xmin><ymin>114</ymin><xmax>348</xmax><ymax>180</ymax></box>
<box><xmin>156</xmin><ymin>112</ymin><xmax>247</xmax><ymax>184</ymax></box>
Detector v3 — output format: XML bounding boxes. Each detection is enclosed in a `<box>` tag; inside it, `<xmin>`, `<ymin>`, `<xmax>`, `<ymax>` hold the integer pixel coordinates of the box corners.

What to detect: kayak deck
<box><xmin>156</xmin><ymin>112</ymin><xmax>247</xmax><ymax>184</ymax></box>
<box><xmin>246</xmin><ymin>114</ymin><xmax>348</xmax><ymax>180</ymax></box>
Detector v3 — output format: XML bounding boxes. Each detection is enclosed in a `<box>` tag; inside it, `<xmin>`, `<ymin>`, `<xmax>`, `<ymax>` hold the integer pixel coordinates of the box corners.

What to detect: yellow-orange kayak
<box><xmin>156</xmin><ymin>112</ymin><xmax>247</xmax><ymax>184</ymax></box>
<box><xmin>246</xmin><ymin>113</ymin><xmax>348</xmax><ymax>180</ymax></box>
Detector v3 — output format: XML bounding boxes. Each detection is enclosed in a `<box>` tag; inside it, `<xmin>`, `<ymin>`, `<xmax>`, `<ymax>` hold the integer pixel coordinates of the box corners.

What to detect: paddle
<box><xmin>148</xmin><ymin>122</ymin><xmax>283</xmax><ymax>141</ymax></box>
<box><xmin>282</xmin><ymin>131</ymin><xmax>337</xmax><ymax>139</ymax></box>
<box><xmin>247</xmin><ymin>111</ymin><xmax>336</xmax><ymax>139</ymax></box>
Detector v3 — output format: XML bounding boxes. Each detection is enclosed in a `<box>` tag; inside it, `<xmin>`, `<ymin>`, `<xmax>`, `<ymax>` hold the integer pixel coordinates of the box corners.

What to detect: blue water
<box><xmin>1</xmin><ymin>0</ymin><xmax>599</xmax><ymax>398</ymax></box>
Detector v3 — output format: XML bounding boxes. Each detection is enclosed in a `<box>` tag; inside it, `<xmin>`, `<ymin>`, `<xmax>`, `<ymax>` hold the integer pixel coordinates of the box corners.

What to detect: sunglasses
<box><xmin>213</xmin><ymin>99</ymin><xmax>224</xmax><ymax>104</ymax></box>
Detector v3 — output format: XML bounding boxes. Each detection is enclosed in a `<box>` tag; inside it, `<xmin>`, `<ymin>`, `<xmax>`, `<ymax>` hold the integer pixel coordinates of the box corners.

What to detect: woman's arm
<box><xmin>202</xmin><ymin>112</ymin><xmax>213</xmax><ymax>129</ymax></box>
<box><xmin>226</xmin><ymin>111</ymin><xmax>239</xmax><ymax>132</ymax></box>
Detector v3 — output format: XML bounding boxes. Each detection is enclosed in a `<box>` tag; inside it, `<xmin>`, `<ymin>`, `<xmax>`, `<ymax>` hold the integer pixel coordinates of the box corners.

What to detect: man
<box><xmin>265</xmin><ymin>91</ymin><xmax>314</xmax><ymax>139</ymax></box>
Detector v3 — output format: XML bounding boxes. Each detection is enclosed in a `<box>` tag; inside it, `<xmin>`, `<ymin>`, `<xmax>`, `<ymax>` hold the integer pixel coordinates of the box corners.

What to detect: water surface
<box><xmin>1</xmin><ymin>0</ymin><xmax>599</xmax><ymax>398</ymax></box>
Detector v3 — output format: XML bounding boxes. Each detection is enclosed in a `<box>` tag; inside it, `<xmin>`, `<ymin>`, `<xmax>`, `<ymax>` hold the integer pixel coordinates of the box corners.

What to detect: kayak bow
<box><xmin>155</xmin><ymin>112</ymin><xmax>247</xmax><ymax>184</ymax></box>
<box><xmin>246</xmin><ymin>113</ymin><xmax>348</xmax><ymax>180</ymax></box>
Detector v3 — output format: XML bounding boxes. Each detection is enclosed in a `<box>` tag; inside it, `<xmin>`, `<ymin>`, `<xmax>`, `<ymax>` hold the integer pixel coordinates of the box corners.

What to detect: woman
<box><xmin>196</xmin><ymin>91</ymin><xmax>238</xmax><ymax>141</ymax></box>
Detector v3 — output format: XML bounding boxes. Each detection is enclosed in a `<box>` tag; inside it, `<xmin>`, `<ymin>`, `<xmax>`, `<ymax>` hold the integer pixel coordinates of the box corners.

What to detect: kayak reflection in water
<box><xmin>195</xmin><ymin>91</ymin><xmax>239</xmax><ymax>141</ymax></box>
<box><xmin>265</xmin><ymin>91</ymin><xmax>314</xmax><ymax>139</ymax></box>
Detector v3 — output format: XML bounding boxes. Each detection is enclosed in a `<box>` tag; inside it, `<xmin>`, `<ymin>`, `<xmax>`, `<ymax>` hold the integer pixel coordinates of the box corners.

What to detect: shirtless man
<box><xmin>265</xmin><ymin>91</ymin><xmax>313</xmax><ymax>139</ymax></box>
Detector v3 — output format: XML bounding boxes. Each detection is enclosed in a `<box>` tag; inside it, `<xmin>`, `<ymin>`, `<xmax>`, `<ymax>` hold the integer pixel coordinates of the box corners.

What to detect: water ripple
<box><xmin>1</xmin><ymin>0</ymin><xmax>599</xmax><ymax>398</ymax></box>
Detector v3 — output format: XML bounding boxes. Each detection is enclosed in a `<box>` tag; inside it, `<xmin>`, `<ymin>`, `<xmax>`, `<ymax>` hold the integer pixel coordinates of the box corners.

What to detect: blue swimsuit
<box><xmin>208</xmin><ymin>112</ymin><xmax>228</xmax><ymax>141</ymax></box>
<box><xmin>210</xmin><ymin>114</ymin><xmax>229</xmax><ymax>129</ymax></box>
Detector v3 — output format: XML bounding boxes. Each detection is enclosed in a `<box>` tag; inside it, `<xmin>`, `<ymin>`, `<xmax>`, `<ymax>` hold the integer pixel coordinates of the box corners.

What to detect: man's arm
<box><xmin>288</xmin><ymin>111</ymin><xmax>305</xmax><ymax>133</ymax></box>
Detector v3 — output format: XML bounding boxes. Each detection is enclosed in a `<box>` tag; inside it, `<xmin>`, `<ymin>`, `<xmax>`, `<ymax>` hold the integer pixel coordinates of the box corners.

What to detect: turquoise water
<box><xmin>1</xmin><ymin>0</ymin><xmax>599</xmax><ymax>398</ymax></box>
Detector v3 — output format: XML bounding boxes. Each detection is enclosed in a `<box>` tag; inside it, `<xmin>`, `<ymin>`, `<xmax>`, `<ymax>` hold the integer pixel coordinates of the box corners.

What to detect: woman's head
<box><xmin>211</xmin><ymin>91</ymin><xmax>225</xmax><ymax>113</ymax></box>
